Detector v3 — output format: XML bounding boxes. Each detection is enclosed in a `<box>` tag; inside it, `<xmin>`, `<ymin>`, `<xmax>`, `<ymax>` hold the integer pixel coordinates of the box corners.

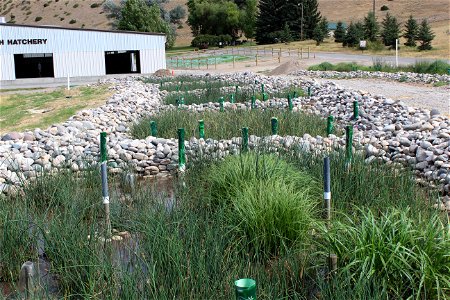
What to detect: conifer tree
<box><xmin>334</xmin><ymin>21</ymin><xmax>345</xmax><ymax>43</ymax></box>
<box><xmin>417</xmin><ymin>19</ymin><xmax>435</xmax><ymax>50</ymax></box>
<box><xmin>381</xmin><ymin>13</ymin><xmax>401</xmax><ymax>49</ymax></box>
<box><xmin>403</xmin><ymin>15</ymin><xmax>418</xmax><ymax>47</ymax></box>
<box><xmin>363</xmin><ymin>11</ymin><xmax>379</xmax><ymax>42</ymax></box>
<box><xmin>255</xmin><ymin>0</ymin><xmax>285</xmax><ymax>44</ymax></box>
<box><xmin>313</xmin><ymin>17</ymin><xmax>328</xmax><ymax>45</ymax></box>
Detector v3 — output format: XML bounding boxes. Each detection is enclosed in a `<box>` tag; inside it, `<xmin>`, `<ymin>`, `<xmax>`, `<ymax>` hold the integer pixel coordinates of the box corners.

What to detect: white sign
<box><xmin>359</xmin><ymin>40</ymin><xmax>367</xmax><ymax>48</ymax></box>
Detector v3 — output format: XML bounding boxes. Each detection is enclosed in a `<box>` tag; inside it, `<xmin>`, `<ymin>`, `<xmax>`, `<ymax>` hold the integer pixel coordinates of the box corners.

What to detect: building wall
<box><xmin>0</xmin><ymin>24</ymin><xmax>166</xmax><ymax>80</ymax></box>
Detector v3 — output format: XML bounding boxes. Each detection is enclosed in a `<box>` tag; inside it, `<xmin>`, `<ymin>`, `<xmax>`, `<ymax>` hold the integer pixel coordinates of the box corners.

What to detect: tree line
<box><xmin>334</xmin><ymin>13</ymin><xmax>435</xmax><ymax>51</ymax></box>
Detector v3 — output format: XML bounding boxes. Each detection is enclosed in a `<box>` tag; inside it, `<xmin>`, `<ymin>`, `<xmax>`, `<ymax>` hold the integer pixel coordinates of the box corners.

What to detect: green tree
<box><xmin>280</xmin><ymin>22</ymin><xmax>293</xmax><ymax>43</ymax></box>
<box><xmin>381</xmin><ymin>13</ymin><xmax>401</xmax><ymax>48</ymax></box>
<box><xmin>302</xmin><ymin>0</ymin><xmax>322</xmax><ymax>40</ymax></box>
<box><xmin>313</xmin><ymin>17</ymin><xmax>328</xmax><ymax>45</ymax></box>
<box><xmin>363</xmin><ymin>11</ymin><xmax>379</xmax><ymax>42</ymax></box>
<box><xmin>187</xmin><ymin>0</ymin><xmax>241</xmax><ymax>38</ymax></box>
<box><xmin>240</xmin><ymin>0</ymin><xmax>257</xmax><ymax>39</ymax></box>
<box><xmin>334</xmin><ymin>21</ymin><xmax>346</xmax><ymax>43</ymax></box>
<box><xmin>118</xmin><ymin>0</ymin><xmax>175</xmax><ymax>48</ymax></box>
<box><xmin>403</xmin><ymin>15</ymin><xmax>418</xmax><ymax>47</ymax></box>
<box><xmin>255</xmin><ymin>0</ymin><xmax>285</xmax><ymax>44</ymax></box>
<box><xmin>417</xmin><ymin>19</ymin><xmax>435</xmax><ymax>50</ymax></box>
<box><xmin>169</xmin><ymin>5</ymin><xmax>186</xmax><ymax>25</ymax></box>
<box><xmin>343</xmin><ymin>21</ymin><xmax>364</xmax><ymax>47</ymax></box>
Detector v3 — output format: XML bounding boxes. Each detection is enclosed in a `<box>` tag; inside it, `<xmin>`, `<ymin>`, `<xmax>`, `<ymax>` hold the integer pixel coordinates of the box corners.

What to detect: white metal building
<box><xmin>0</xmin><ymin>23</ymin><xmax>166</xmax><ymax>81</ymax></box>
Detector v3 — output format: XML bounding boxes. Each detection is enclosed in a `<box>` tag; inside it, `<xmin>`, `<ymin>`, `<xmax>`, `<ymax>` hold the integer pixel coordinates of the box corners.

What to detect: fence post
<box><xmin>256</xmin><ymin>53</ymin><xmax>258</xmax><ymax>66</ymax></box>
<box><xmin>301</xmin><ymin>48</ymin><xmax>303</xmax><ymax>59</ymax></box>
<box><xmin>233</xmin><ymin>55</ymin><xmax>235</xmax><ymax>68</ymax></box>
<box><xmin>328</xmin><ymin>254</ymin><xmax>338</xmax><ymax>278</ymax></box>
<box><xmin>272</xmin><ymin>47</ymin><xmax>274</xmax><ymax>57</ymax></box>
<box><xmin>100</xmin><ymin>132</ymin><xmax>111</xmax><ymax>237</ymax></box>
<box><xmin>271</xmin><ymin>117</ymin><xmax>278</xmax><ymax>135</ymax></box>
<box><xmin>345</xmin><ymin>125</ymin><xmax>353</xmax><ymax>168</ymax></box>
<box><xmin>242</xmin><ymin>127</ymin><xmax>249</xmax><ymax>152</ymax></box>
<box><xmin>308</xmin><ymin>47</ymin><xmax>310</xmax><ymax>59</ymax></box>
<box><xmin>288</xmin><ymin>48</ymin><xmax>291</xmax><ymax>56</ymax></box>
<box><xmin>198</xmin><ymin>120</ymin><xmax>205</xmax><ymax>139</ymax></box>
<box><xmin>178</xmin><ymin>128</ymin><xmax>186</xmax><ymax>171</ymax></box>
<box><xmin>150</xmin><ymin>121</ymin><xmax>157</xmax><ymax>137</ymax></box>
<box><xmin>326</xmin><ymin>115</ymin><xmax>334</xmax><ymax>136</ymax></box>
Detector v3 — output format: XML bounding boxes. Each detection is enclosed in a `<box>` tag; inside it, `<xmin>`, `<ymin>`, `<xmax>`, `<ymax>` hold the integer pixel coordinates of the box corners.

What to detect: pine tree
<box><xmin>344</xmin><ymin>21</ymin><xmax>364</xmax><ymax>47</ymax></box>
<box><xmin>334</xmin><ymin>21</ymin><xmax>345</xmax><ymax>43</ymax></box>
<box><xmin>281</xmin><ymin>22</ymin><xmax>293</xmax><ymax>43</ymax></box>
<box><xmin>303</xmin><ymin>0</ymin><xmax>322</xmax><ymax>39</ymax></box>
<box><xmin>313</xmin><ymin>17</ymin><xmax>328</xmax><ymax>45</ymax></box>
<box><xmin>381</xmin><ymin>13</ymin><xmax>401</xmax><ymax>49</ymax></box>
<box><xmin>403</xmin><ymin>15</ymin><xmax>418</xmax><ymax>47</ymax></box>
<box><xmin>363</xmin><ymin>11</ymin><xmax>379</xmax><ymax>42</ymax></box>
<box><xmin>255</xmin><ymin>0</ymin><xmax>285</xmax><ymax>44</ymax></box>
<box><xmin>417</xmin><ymin>19</ymin><xmax>435</xmax><ymax>50</ymax></box>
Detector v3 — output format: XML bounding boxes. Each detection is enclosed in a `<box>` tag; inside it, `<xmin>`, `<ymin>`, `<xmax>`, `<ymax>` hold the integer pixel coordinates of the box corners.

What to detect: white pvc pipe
<box><xmin>67</xmin><ymin>74</ymin><xmax>70</xmax><ymax>90</ymax></box>
<box><xmin>395</xmin><ymin>39</ymin><xmax>398</xmax><ymax>68</ymax></box>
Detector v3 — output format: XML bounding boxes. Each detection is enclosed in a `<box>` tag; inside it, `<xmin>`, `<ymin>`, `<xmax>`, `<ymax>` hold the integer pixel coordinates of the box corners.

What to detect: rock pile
<box><xmin>0</xmin><ymin>73</ymin><xmax>449</xmax><ymax>210</ymax></box>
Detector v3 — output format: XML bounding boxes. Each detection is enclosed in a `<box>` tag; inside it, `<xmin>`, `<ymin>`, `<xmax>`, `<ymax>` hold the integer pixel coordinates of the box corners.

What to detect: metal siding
<box><xmin>53</xmin><ymin>52</ymin><xmax>105</xmax><ymax>77</ymax></box>
<box><xmin>0</xmin><ymin>54</ymin><xmax>15</xmax><ymax>80</ymax></box>
<box><xmin>0</xmin><ymin>26</ymin><xmax>166</xmax><ymax>78</ymax></box>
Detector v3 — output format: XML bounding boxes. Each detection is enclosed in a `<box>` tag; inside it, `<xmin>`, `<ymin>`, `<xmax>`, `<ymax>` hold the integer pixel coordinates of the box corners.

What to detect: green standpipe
<box><xmin>235</xmin><ymin>278</ymin><xmax>256</xmax><ymax>300</ymax></box>
<box><xmin>219</xmin><ymin>97</ymin><xmax>224</xmax><ymax>112</ymax></box>
<box><xmin>235</xmin><ymin>85</ymin><xmax>239</xmax><ymax>94</ymax></box>
<box><xmin>198</xmin><ymin>120</ymin><xmax>205</xmax><ymax>139</ymax></box>
<box><xmin>307</xmin><ymin>86</ymin><xmax>312</xmax><ymax>97</ymax></box>
<box><xmin>326</xmin><ymin>115</ymin><xmax>334</xmax><ymax>136</ymax></box>
<box><xmin>345</xmin><ymin>125</ymin><xmax>353</xmax><ymax>166</ymax></box>
<box><xmin>150</xmin><ymin>121</ymin><xmax>157</xmax><ymax>137</ymax></box>
<box><xmin>180</xmin><ymin>97</ymin><xmax>185</xmax><ymax>106</ymax></box>
<box><xmin>261</xmin><ymin>84</ymin><xmax>268</xmax><ymax>101</ymax></box>
<box><xmin>293</xmin><ymin>90</ymin><xmax>297</xmax><ymax>98</ymax></box>
<box><xmin>271</xmin><ymin>117</ymin><xmax>278</xmax><ymax>135</ymax></box>
<box><xmin>100</xmin><ymin>132</ymin><xmax>107</xmax><ymax>163</ymax></box>
<box><xmin>178</xmin><ymin>128</ymin><xmax>186</xmax><ymax>171</ymax></box>
<box><xmin>251</xmin><ymin>96</ymin><xmax>256</xmax><ymax>109</ymax></box>
<box><xmin>242</xmin><ymin>127</ymin><xmax>249</xmax><ymax>152</ymax></box>
<box><xmin>353</xmin><ymin>100</ymin><xmax>359</xmax><ymax>119</ymax></box>
<box><xmin>230</xmin><ymin>94</ymin><xmax>235</xmax><ymax>104</ymax></box>
<box><xmin>288</xmin><ymin>94</ymin><xmax>293</xmax><ymax>112</ymax></box>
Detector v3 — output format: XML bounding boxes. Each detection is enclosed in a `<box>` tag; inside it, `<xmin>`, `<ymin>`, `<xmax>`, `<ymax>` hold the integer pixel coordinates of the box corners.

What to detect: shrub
<box><xmin>35</xmin><ymin>16</ymin><xmax>42</xmax><ymax>22</ymax></box>
<box><xmin>69</xmin><ymin>19</ymin><xmax>76</xmax><ymax>24</ymax></box>
<box><xmin>380</xmin><ymin>5</ymin><xmax>389</xmax><ymax>11</ymax></box>
<box><xmin>199</xmin><ymin>153</ymin><xmax>320</xmax><ymax>255</ymax></box>
<box><xmin>191</xmin><ymin>34</ymin><xmax>218</xmax><ymax>49</ymax></box>
<box><xmin>320</xmin><ymin>209</ymin><xmax>450</xmax><ymax>299</ymax></box>
<box><xmin>73</xmin><ymin>3</ymin><xmax>78</xmax><ymax>8</ymax></box>
<box><xmin>43</xmin><ymin>3</ymin><xmax>49</xmax><ymax>7</ymax></box>
<box><xmin>90</xmin><ymin>3</ymin><xmax>100</xmax><ymax>8</ymax></box>
<box><xmin>367</xmin><ymin>40</ymin><xmax>385</xmax><ymax>51</ymax></box>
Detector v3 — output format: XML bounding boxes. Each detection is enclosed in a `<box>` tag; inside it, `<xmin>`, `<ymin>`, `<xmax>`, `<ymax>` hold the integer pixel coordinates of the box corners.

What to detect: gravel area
<box><xmin>314</xmin><ymin>78</ymin><xmax>449</xmax><ymax>115</ymax></box>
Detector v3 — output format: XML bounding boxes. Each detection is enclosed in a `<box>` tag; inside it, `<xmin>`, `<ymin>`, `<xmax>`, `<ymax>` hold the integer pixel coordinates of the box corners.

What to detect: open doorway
<box><xmin>14</xmin><ymin>53</ymin><xmax>54</xmax><ymax>79</ymax></box>
<box><xmin>104</xmin><ymin>50</ymin><xmax>141</xmax><ymax>74</ymax></box>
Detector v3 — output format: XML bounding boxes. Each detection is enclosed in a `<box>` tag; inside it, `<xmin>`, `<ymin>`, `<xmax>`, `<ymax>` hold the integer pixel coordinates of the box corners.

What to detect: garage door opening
<box><xmin>105</xmin><ymin>50</ymin><xmax>141</xmax><ymax>74</ymax></box>
<box><xmin>14</xmin><ymin>53</ymin><xmax>54</xmax><ymax>79</ymax></box>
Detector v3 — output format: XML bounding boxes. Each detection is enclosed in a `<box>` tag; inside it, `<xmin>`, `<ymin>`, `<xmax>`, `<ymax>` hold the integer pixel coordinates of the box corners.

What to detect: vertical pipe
<box><xmin>328</xmin><ymin>254</ymin><xmax>338</xmax><ymax>278</ymax></box>
<box><xmin>178</xmin><ymin>128</ymin><xmax>186</xmax><ymax>171</ymax></box>
<box><xmin>288</xmin><ymin>94</ymin><xmax>293</xmax><ymax>112</ymax></box>
<box><xmin>395</xmin><ymin>39</ymin><xmax>399</xmax><ymax>68</ymax></box>
<box><xmin>100</xmin><ymin>132</ymin><xmax>111</xmax><ymax>237</ymax></box>
<box><xmin>307</xmin><ymin>86</ymin><xmax>312</xmax><ymax>97</ymax></box>
<box><xmin>271</xmin><ymin>117</ymin><xmax>278</xmax><ymax>135</ymax></box>
<box><xmin>308</xmin><ymin>47</ymin><xmax>310</xmax><ymax>59</ymax></box>
<box><xmin>198</xmin><ymin>120</ymin><xmax>205</xmax><ymax>139</ymax></box>
<box><xmin>19</xmin><ymin>261</ymin><xmax>36</xmax><ymax>298</ymax></box>
<box><xmin>150</xmin><ymin>121</ymin><xmax>157</xmax><ymax>137</ymax></box>
<box><xmin>353</xmin><ymin>100</ymin><xmax>359</xmax><ymax>119</ymax></box>
<box><xmin>251</xmin><ymin>95</ymin><xmax>256</xmax><ymax>109</ymax></box>
<box><xmin>242</xmin><ymin>127</ymin><xmax>249</xmax><ymax>152</ymax></box>
<box><xmin>230</xmin><ymin>94</ymin><xmax>235</xmax><ymax>103</ymax></box>
<box><xmin>323</xmin><ymin>157</ymin><xmax>331</xmax><ymax>221</ymax></box>
<box><xmin>326</xmin><ymin>115</ymin><xmax>334</xmax><ymax>136</ymax></box>
<box><xmin>67</xmin><ymin>74</ymin><xmax>70</xmax><ymax>91</ymax></box>
<box><xmin>345</xmin><ymin>125</ymin><xmax>353</xmax><ymax>166</ymax></box>
<box><xmin>219</xmin><ymin>97</ymin><xmax>224</xmax><ymax>112</ymax></box>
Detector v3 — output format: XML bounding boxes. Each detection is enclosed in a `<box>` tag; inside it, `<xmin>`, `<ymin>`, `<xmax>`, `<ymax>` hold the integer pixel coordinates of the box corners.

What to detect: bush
<box><xmin>69</xmin><ymin>19</ymin><xmax>76</xmax><ymax>24</ymax></box>
<box><xmin>199</xmin><ymin>153</ymin><xmax>320</xmax><ymax>255</ymax></box>
<box><xmin>191</xmin><ymin>34</ymin><xmax>218</xmax><ymax>49</ymax></box>
<box><xmin>35</xmin><ymin>16</ymin><xmax>42</xmax><ymax>22</ymax></box>
<box><xmin>320</xmin><ymin>209</ymin><xmax>450</xmax><ymax>299</ymax></box>
<box><xmin>90</xmin><ymin>3</ymin><xmax>100</xmax><ymax>8</ymax></box>
<box><xmin>73</xmin><ymin>4</ymin><xmax>78</xmax><ymax>8</ymax></box>
<box><xmin>367</xmin><ymin>40</ymin><xmax>385</xmax><ymax>51</ymax></box>
<box><xmin>380</xmin><ymin>5</ymin><xmax>389</xmax><ymax>11</ymax></box>
<box><xmin>413</xmin><ymin>60</ymin><xmax>450</xmax><ymax>74</ymax></box>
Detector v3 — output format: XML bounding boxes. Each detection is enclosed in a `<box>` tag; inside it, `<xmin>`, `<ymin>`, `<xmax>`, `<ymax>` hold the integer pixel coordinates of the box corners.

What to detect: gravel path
<box><xmin>315</xmin><ymin>78</ymin><xmax>449</xmax><ymax>115</ymax></box>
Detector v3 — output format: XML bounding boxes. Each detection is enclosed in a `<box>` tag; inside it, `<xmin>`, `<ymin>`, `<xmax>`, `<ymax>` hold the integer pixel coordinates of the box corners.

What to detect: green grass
<box><xmin>130</xmin><ymin>109</ymin><xmax>327</xmax><ymax>140</ymax></box>
<box><xmin>0</xmin><ymin>85</ymin><xmax>112</xmax><ymax>133</ymax></box>
<box><xmin>167</xmin><ymin>54</ymin><xmax>252</xmax><ymax>68</ymax></box>
<box><xmin>308</xmin><ymin>60</ymin><xmax>450</xmax><ymax>75</ymax></box>
<box><xmin>141</xmin><ymin>76</ymin><xmax>239</xmax><ymax>92</ymax></box>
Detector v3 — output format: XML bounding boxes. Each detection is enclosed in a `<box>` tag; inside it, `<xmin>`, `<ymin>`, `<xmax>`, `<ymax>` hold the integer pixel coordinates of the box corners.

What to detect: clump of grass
<box><xmin>131</xmin><ymin>109</ymin><xmax>327</xmax><ymax>140</ymax></box>
<box><xmin>319</xmin><ymin>208</ymin><xmax>450</xmax><ymax>299</ymax></box>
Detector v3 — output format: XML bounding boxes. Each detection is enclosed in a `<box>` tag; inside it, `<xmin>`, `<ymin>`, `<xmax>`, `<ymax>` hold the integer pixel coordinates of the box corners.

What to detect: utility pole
<box><xmin>373</xmin><ymin>0</ymin><xmax>376</xmax><ymax>17</ymax></box>
<box><xmin>298</xmin><ymin>3</ymin><xmax>304</xmax><ymax>40</ymax></box>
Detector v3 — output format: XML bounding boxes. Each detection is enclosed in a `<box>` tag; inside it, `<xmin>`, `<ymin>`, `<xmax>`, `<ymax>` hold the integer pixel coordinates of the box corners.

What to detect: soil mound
<box><xmin>269</xmin><ymin>60</ymin><xmax>304</xmax><ymax>76</ymax></box>
<box><xmin>154</xmin><ymin>69</ymin><xmax>173</xmax><ymax>77</ymax></box>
